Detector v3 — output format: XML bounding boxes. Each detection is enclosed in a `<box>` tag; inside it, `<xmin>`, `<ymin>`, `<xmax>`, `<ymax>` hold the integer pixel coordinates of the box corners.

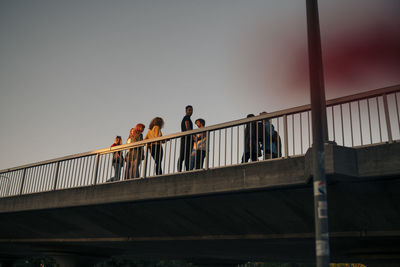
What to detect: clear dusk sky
<box><xmin>1</xmin><ymin>0</ymin><xmax>399</xmax><ymax>170</ymax></box>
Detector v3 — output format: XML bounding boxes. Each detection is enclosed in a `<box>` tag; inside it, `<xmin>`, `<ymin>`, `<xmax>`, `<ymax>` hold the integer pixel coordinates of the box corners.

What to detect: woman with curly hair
<box><xmin>145</xmin><ymin>117</ymin><xmax>164</xmax><ymax>175</ymax></box>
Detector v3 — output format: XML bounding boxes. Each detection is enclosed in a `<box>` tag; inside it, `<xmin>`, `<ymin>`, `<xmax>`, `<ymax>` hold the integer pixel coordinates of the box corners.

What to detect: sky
<box><xmin>1</xmin><ymin>0</ymin><xmax>399</xmax><ymax>170</ymax></box>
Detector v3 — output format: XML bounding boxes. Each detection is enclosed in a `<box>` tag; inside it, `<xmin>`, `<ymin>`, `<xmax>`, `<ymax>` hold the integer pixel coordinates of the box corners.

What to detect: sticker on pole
<box><xmin>316</xmin><ymin>240</ymin><xmax>329</xmax><ymax>256</ymax></box>
<box><xmin>318</xmin><ymin>201</ymin><xmax>328</xmax><ymax>219</ymax></box>
<box><xmin>314</xmin><ymin>181</ymin><xmax>327</xmax><ymax>196</ymax></box>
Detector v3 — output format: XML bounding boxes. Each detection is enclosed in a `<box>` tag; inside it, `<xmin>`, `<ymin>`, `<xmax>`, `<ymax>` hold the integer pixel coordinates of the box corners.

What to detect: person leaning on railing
<box><xmin>145</xmin><ymin>117</ymin><xmax>165</xmax><ymax>175</ymax></box>
<box><xmin>190</xmin><ymin>118</ymin><xmax>207</xmax><ymax>170</ymax></box>
<box><xmin>108</xmin><ymin>136</ymin><xmax>123</xmax><ymax>182</ymax></box>
<box><xmin>125</xmin><ymin>123</ymin><xmax>145</xmax><ymax>179</ymax></box>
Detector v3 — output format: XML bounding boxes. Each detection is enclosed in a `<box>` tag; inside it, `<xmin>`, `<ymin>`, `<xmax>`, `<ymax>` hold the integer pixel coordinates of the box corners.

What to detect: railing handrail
<box><xmin>326</xmin><ymin>84</ymin><xmax>400</xmax><ymax>107</ymax></box>
<box><xmin>1</xmin><ymin>84</ymin><xmax>399</xmax><ymax>174</ymax></box>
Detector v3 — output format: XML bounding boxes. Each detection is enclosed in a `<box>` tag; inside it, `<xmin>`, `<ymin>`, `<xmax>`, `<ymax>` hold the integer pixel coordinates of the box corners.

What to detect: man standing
<box><xmin>178</xmin><ymin>105</ymin><xmax>193</xmax><ymax>171</ymax></box>
<box><xmin>241</xmin><ymin>114</ymin><xmax>258</xmax><ymax>163</ymax></box>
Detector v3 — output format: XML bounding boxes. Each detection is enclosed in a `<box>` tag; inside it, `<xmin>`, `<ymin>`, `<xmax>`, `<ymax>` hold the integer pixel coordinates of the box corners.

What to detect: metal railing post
<box><xmin>141</xmin><ymin>144</ymin><xmax>149</xmax><ymax>178</ymax></box>
<box><xmin>93</xmin><ymin>154</ymin><xmax>100</xmax><ymax>185</ymax></box>
<box><xmin>19</xmin><ymin>169</ymin><xmax>27</xmax><ymax>195</ymax></box>
<box><xmin>6</xmin><ymin>176</ymin><xmax>11</xmax><ymax>197</ymax></box>
<box><xmin>283</xmin><ymin>115</ymin><xmax>289</xmax><ymax>158</ymax></box>
<box><xmin>383</xmin><ymin>94</ymin><xmax>393</xmax><ymax>143</ymax></box>
<box><xmin>53</xmin><ymin>161</ymin><xmax>60</xmax><ymax>190</ymax></box>
<box><xmin>0</xmin><ymin>174</ymin><xmax>11</xmax><ymax>197</ymax></box>
<box><xmin>205</xmin><ymin>131</ymin><xmax>210</xmax><ymax>170</ymax></box>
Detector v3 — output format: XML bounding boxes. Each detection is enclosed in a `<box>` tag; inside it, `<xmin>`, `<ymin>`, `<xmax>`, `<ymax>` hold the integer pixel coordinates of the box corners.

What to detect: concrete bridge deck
<box><xmin>0</xmin><ymin>142</ymin><xmax>399</xmax><ymax>265</ymax></box>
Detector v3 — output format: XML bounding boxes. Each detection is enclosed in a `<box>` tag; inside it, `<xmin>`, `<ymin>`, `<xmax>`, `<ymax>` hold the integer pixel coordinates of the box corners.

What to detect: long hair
<box><xmin>133</xmin><ymin>123</ymin><xmax>145</xmax><ymax>135</ymax></box>
<box><xmin>128</xmin><ymin>128</ymin><xmax>135</xmax><ymax>138</ymax></box>
<box><xmin>115</xmin><ymin>136</ymin><xmax>122</xmax><ymax>145</ymax></box>
<box><xmin>149</xmin><ymin>117</ymin><xmax>164</xmax><ymax>130</ymax></box>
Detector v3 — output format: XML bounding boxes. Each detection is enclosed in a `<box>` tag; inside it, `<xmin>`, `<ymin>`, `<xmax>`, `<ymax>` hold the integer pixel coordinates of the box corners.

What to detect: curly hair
<box><xmin>149</xmin><ymin>117</ymin><xmax>164</xmax><ymax>130</ymax></box>
<box><xmin>195</xmin><ymin>118</ymin><xmax>205</xmax><ymax>126</ymax></box>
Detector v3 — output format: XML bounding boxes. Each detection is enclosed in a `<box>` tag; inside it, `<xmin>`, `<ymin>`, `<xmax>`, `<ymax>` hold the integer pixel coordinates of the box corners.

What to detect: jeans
<box><xmin>112</xmin><ymin>159</ymin><xmax>123</xmax><ymax>181</ymax></box>
<box><xmin>150</xmin><ymin>144</ymin><xmax>163</xmax><ymax>175</ymax></box>
<box><xmin>177</xmin><ymin>136</ymin><xmax>193</xmax><ymax>172</ymax></box>
<box><xmin>190</xmin><ymin>150</ymin><xmax>206</xmax><ymax>170</ymax></box>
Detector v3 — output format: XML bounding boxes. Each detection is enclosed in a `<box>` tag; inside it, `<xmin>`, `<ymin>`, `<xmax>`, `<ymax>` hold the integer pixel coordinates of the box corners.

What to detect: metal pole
<box><xmin>283</xmin><ymin>115</ymin><xmax>289</xmax><ymax>158</ymax></box>
<box><xmin>93</xmin><ymin>154</ymin><xmax>100</xmax><ymax>185</ymax></box>
<box><xmin>205</xmin><ymin>131</ymin><xmax>210</xmax><ymax>170</ymax></box>
<box><xmin>53</xmin><ymin>161</ymin><xmax>60</xmax><ymax>190</ymax></box>
<box><xmin>383</xmin><ymin>94</ymin><xmax>393</xmax><ymax>143</ymax></box>
<box><xmin>141</xmin><ymin>144</ymin><xmax>149</xmax><ymax>178</ymax></box>
<box><xmin>306</xmin><ymin>0</ymin><xmax>330</xmax><ymax>266</ymax></box>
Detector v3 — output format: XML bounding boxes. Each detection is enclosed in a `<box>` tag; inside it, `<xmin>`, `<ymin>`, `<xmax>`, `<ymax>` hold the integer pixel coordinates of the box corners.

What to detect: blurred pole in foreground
<box><xmin>306</xmin><ymin>0</ymin><xmax>330</xmax><ymax>266</ymax></box>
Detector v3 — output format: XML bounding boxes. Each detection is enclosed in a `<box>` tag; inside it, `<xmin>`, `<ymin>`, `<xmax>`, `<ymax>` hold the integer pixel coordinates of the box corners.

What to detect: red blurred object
<box><xmin>291</xmin><ymin>25</ymin><xmax>400</xmax><ymax>89</ymax></box>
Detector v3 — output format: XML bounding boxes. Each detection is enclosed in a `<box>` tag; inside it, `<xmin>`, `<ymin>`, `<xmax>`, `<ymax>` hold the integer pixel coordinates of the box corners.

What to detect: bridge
<box><xmin>0</xmin><ymin>85</ymin><xmax>399</xmax><ymax>266</ymax></box>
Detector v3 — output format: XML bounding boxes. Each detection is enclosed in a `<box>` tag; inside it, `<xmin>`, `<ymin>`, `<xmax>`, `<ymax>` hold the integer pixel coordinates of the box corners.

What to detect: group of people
<box><xmin>109</xmin><ymin>117</ymin><xmax>165</xmax><ymax>181</ymax></box>
<box><xmin>109</xmin><ymin>105</ymin><xmax>207</xmax><ymax>181</ymax></box>
<box><xmin>242</xmin><ymin>112</ymin><xmax>281</xmax><ymax>163</ymax></box>
<box><xmin>108</xmin><ymin>106</ymin><xmax>281</xmax><ymax>182</ymax></box>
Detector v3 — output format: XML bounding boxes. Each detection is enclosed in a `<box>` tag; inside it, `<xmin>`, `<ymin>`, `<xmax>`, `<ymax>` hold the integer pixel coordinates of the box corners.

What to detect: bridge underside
<box><xmin>0</xmin><ymin>143</ymin><xmax>399</xmax><ymax>265</ymax></box>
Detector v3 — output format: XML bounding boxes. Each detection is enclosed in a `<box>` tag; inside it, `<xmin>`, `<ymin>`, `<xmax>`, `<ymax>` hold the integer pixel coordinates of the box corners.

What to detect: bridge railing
<box><xmin>0</xmin><ymin>85</ymin><xmax>399</xmax><ymax>198</ymax></box>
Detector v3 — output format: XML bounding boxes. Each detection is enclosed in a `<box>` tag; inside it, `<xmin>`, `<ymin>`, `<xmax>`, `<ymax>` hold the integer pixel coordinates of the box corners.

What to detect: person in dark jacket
<box><xmin>241</xmin><ymin>114</ymin><xmax>259</xmax><ymax>163</ymax></box>
<box><xmin>258</xmin><ymin>112</ymin><xmax>280</xmax><ymax>159</ymax></box>
<box><xmin>108</xmin><ymin>136</ymin><xmax>123</xmax><ymax>182</ymax></box>
<box><xmin>178</xmin><ymin>105</ymin><xmax>193</xmax><ymax>172</ymax></box>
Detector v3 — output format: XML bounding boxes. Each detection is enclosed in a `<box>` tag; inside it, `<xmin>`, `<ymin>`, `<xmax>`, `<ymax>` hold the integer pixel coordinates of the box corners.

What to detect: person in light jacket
<box><xmin>125</xmin><ymin>123</ymin><xmax>145</xmax><ymax>179</ymax></box>
<box><xmin>145</xmin><ymin>117</ymin><xmax>164</xmax><ymax>175</ymax></box>
<box><xmin>190</xmin><ymin>118</ymin><xmax>208</xmax><ymax>170</ymax></box>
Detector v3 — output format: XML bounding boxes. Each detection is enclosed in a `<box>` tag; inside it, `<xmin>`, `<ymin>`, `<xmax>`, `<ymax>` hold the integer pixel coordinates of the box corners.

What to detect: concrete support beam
<box><xmin>305</xmin><ymin>143</ymin><xmax>358</xmax><ymax>181</ymax></box>
<box><xmin>357</xmin><ymin>142</ymin><xmax>400</xmax><ymax>178</ymax></box>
